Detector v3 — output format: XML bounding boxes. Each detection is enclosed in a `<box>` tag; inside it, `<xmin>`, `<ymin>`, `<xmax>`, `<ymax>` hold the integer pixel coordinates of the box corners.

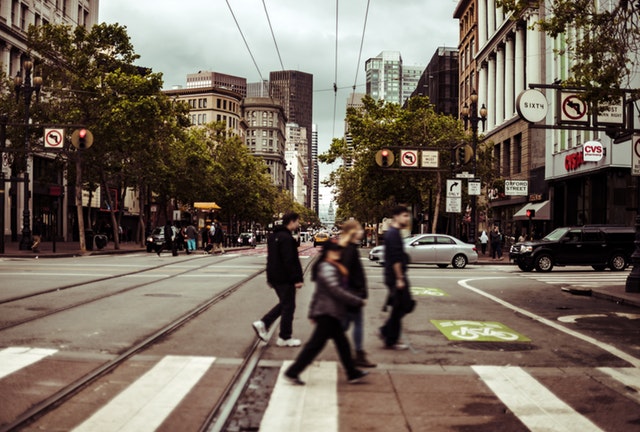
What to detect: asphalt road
<box><xmin>0</xmin><ymin>247</ymin><xmax>639</xmax><ymax>431</ymax></box>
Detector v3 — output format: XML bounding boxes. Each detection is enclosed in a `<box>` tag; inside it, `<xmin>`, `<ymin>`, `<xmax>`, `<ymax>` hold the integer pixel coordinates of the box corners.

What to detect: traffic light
<box><xmin>381</xmin><ymin>149</ymin><xmax>390</xmax><ymax>167</ymax></box>
<box><xmin>457</xmin><ymin>146</ymin><xmax>467</xmax><ymax>165</ymax></box>
<box><xmin>78</xmin><ymin>129</ymin><xmax>87</xmax><ymax>149</ymax></box>
<box><xmin>526</xmin><ymin>209</ymin><xmax>536</xmax><ymax>219</ymax></box>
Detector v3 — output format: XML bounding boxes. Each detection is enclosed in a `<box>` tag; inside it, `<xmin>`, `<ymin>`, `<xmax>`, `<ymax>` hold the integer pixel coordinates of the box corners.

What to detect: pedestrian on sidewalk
<box><xmin>31</xmin><ymin>218</ymin><xmax>42</xmax><ymax>253</ymax></box>
<box><xmin>479</xmin><ymin>230</ymin><xmax>489</xmax><ymax>255</ymax></box>
<box><xmin>157</xmin><ymin>221</ymin><xmax>177</xmax><ymax>256</ymax></box>
<box><xmin>212</xmin><ymin>220</ymin><xmax>226</xmax><ymax>254</ymax></box>
<box><xmin>185</xmin><ymin>223</ymin><xmax>198</xmax><ymax>254</ymax></box>
<box><xmin>339</xmin><ymin>219</ymin><xmax>375</xmax><ymax>368</ymax></box>
<box><xmin>252</xmin><ymin>211</ymin><xmax>304</xmax><ymax>347</ymax></box>
<box><xmin>284</xmin><ymin>239</ymin><xmax>368</xmax><ymax>385</ymax></box>
<box><xmin>380</xmin><ymin>205</ymin><xmax>413</xmax><ymax>350</ymax></box>
<box><xmin>490</xmin><ymin>225</ymin><xmax>503</xmax><ymax>260</ymax></box>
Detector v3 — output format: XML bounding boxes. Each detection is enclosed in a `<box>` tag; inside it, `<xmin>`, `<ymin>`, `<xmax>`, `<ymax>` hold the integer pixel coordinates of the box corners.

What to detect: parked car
<box><xmin>368</xmin><ymin>234</ymin><xmax>478</xmax><ymax>269</ymax></box>
<box><xmin>145</xmin><ymin>226</ymin><xmax>178</xmax><ymax>252</ymax></box>
<box><xmin>313</xmin><ymin>231</ymin><xmax>331</xmax><ymax>247</ymax></box>
<box><xmin>237</xmin><ymin>232</ymin><xmax>256</xmax><ymax>247</ymax></box>
<box><xmin>509</xmin><ymin>225</ymin><xmax>635</xmax><ymax>272</ymax></box>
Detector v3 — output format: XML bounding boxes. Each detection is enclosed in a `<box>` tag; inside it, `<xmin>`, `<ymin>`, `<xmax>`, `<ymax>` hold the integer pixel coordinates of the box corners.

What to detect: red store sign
<box><xmin>565</xmin><ymin>151</ymin><xmax>586</xmax><ymax>171</ymax></box>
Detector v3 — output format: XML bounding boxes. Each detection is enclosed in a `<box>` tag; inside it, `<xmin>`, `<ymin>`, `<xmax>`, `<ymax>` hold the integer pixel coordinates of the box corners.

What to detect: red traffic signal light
<box><xmin>381</xmin><ymin>149</ymin><xmax>390</xmax><ymax>167</ymax></box>
<box><xmin>526</xmin><ymin>209</ymin><xmax>536</xmax><ymax>218</ymax></box>
<box><xmin>78</xmin><ymin>129</ymin><xmax>87</xmax><ymax>149</ymax></box>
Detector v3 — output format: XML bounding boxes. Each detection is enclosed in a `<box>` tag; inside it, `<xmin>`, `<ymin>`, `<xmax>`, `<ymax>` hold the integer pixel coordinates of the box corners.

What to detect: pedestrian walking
<box><xmin>339</xmin><ymin>219</ymin><xmax>375</xmax><ymax>368</ymax></box>
<box><xmin>31</xmin><ymin>217</ymin><xmax>42</xmax><ymax>253</ymax></box>
<box><xmin>379</xmin><ymin>205</ymin><xmax>413</xmax><ymax>350</ymax></box>
<box><xmin>211</xmin><ymin>220</ymin><xmax>225</xmax><ymax>254</ymax></box>
<box><xmin>479</xmin><ymin>230</ymin><xmax>489</xmax><ymax>255</ymax></box>
<box><xmin>185</xmin><ymin>223</ymin><xmax>198</xmax><ymax>254</ymax></box>
<box><xmin>252</xmin><ymin>211</ymin><xmax>304</xmax><ymax>347</ymax></box>
<box><xmin>490</xmin><ymin>225</ymin><xmax>503</xmax><ymax>260</ymax></box>
<box><xmin>284</xmin><ymin>239</ymin><xmax>368</xmax><ymax>385</ymax></box>
<box><xmin>157</xmin><ymin>221</ymin><xmax>177</xmax><ymax>256</ymax></box>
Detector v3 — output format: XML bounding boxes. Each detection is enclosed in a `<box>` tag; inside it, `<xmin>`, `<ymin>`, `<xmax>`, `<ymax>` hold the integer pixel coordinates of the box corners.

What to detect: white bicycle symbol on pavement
<box><xmin>451</xmin><ymin>325</ymin><xmax>519</xmax><ymax>341</ymax></box>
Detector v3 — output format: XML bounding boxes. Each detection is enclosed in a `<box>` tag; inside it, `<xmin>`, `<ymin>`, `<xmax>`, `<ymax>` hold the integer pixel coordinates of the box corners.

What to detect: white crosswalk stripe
<box><xmin>0</xmin><ymin>347</ymin><xmax>58</xmax><ymax>379</ymax></box>
<box><xmin>73</xmin><ymin>355</ymin><xmax>215</xmax><ymax>432</ymax></box>
<box><xmin>507</xmin><ymin>270</ymin><xmax>629</xmax><ymax>289</ymax></box>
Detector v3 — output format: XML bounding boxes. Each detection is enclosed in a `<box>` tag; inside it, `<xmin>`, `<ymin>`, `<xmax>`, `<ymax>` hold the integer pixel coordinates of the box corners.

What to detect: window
<box><xmin>217</xmin><ymin>99</ymin><xmax>221</xmax><ymax>109</ymax></box>
<box><xmin>436</xmin><ymin>236</ymin><xmax>455</xmax><ymax>245</ymax></box>
<box><xmin>416</xmin><ymin>236</ymin><xmax>435</xmax><ymax>245</ymax></box>
<box><xmin>514</xmin><ymin>134</ymin><xmax>522</xmax><ymax>174</ymax></box>
<box><xmin>503</xmin><ymin>139</ymin><xmax>511</xmax><ymax>176</ymax></box>
<box><xmin>223</xmin><ymin>100</ymin><xmax>227</xmax><ymax>110</ymax></box>
<box><xmin>21</xmin><ymin>4</ymin><xmax>28</xmax><ymax>30</ymax></box>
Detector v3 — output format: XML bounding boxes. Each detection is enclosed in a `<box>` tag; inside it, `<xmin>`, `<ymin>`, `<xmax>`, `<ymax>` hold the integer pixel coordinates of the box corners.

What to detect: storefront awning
<box><xmin>194</xmin><ymin>202</ymin><xmax>221</xmax><ymax>210</ymax></box>
<box><xmin>513</xmin><ymin>200</ymin><xmax>550</xmax><ymax>221</ymax></box>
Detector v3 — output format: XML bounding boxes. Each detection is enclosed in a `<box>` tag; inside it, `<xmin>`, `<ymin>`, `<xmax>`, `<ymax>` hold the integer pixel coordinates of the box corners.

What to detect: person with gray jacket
<box><xmin>284</xmin><ymin>239</ymin><xmax>368</xmax><ymax>385</ymax></box>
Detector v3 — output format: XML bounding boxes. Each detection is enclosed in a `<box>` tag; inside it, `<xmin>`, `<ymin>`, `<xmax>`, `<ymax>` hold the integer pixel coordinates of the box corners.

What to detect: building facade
<box><xmin>269</xmin><ymin>70</ymin><xmax>314</xmax><ymax>207</ymax></box>
<box><xmin>186</xmin><ymin>71</ymin><xmax>246</xmax><ymax>97</ymax></box>
<box><xmin>456</xmin><ymin>0</ymin><xmax>638</xmax><ymax>240</ymax></box>
<box><xmin>242</xmin><ymin>97</ymin><xmax>287</xmax><ymax>189</ymax></box>
<box><xmin>311</xmin><ymin>124</ymin><xmax>319</xmax><ymax>214</ymax></box>
<box><xmin>285</xmin><ymin>150</ymin><xmax>306</xmax><ymax>205</ymax></box>
<box><xmin>410</xmin><ymin>47</ymin><xmax>459</xmax><ymax>117</ymax></box>
<box><xmin>365</xmin><ymin>51</ymin><xmax>402</xmax><ymax>104</ymax></box>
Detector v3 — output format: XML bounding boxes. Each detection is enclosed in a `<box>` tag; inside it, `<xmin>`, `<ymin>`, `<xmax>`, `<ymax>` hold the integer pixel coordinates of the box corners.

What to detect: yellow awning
<box><xmin>194</xmin><ymin>202</ymin><xmax>221</xmax><ymax>210</ymax></box>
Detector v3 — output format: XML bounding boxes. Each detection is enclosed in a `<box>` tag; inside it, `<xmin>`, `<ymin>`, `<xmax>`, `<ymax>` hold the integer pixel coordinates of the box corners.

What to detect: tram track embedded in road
<box><xmin>0</xmin><ymin>254</ymin><xmax>244</xmax><ymax>331</ymax></box>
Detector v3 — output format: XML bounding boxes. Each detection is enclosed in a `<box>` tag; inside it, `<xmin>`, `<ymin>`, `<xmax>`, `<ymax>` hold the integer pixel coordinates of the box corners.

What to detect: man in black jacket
<box><xmin>252</xmin><ymin>211</ymin><xmax>304</xmax><ymax>347</ymax></box>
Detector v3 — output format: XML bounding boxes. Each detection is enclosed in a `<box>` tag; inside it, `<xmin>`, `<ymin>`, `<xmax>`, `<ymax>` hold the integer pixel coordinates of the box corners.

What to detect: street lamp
<box><xmin>14</xmin><ymin>60</ymin><xmax>42</xmax><ymax>250</ymax></box>
<box><xmin>461</xmin><ymin>89</ymin><xmax>487</xmax><ymax>245</ymax></box>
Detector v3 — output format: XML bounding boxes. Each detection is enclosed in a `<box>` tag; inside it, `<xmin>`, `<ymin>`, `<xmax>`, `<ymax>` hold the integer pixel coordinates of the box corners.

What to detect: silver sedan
<box><xmin>368</xmin><ymin>234</ymin><xmax>478</xmax><ymax>269</ymax></box>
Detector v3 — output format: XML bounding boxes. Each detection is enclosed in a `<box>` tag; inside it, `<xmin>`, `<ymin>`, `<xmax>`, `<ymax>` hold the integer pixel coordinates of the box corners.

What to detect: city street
<box><xmin>0</xmin><ymin>247</ymin><xmax>639</xmax><ymax>431</ymax></box>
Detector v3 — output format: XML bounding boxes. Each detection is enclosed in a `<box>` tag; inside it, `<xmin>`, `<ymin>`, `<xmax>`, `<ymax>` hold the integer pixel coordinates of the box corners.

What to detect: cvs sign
<box><xmin>583</xmin><ymin>141</ymin><xmax>603</xmax><ymax>162</ymax></box>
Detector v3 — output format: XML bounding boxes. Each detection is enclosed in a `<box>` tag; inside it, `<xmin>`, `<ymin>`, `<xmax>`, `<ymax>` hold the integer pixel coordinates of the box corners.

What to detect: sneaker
<box><xmin>348</xmin><ymin>370</ymin><xmax>369</xmax><ymax>384</ymax></box>
<box><xmin>385</xmin><ymin>343</ymin><xmax>409</xmax><ymax>351</ymax></box>
<box><xmin>252</xmin><ymin>320</ymin><xmax>268</xmax><ymax>342</ymax></box>
<box><xmin>283</xmin><ymin>371</ymin><xmax>305</xmax><ymax>385</ymax></box>
<box><xmin>276</xmin><ymin>337</ymin><xmax>301</xmax><ymax>347</ymax></box>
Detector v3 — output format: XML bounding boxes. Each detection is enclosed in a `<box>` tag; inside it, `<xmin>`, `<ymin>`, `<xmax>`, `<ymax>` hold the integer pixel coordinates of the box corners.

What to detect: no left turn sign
<box><xmin>44</xmin><ymin>128</ymin><xmax>65</xmax><ymax>149</ymax></box>
<box><xmin>400</xmin><ymin>149</ymin><xmax>419</xmax><ymax>167</ymax></box>
<box><xmin>560</xmin><ymin>92</ymin><xmax>588</xmax><ymax>123</ymax></box>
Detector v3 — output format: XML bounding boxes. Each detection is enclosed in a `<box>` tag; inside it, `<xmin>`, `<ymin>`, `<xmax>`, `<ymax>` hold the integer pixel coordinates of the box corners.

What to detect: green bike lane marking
<box><xmin>431</xmin><ymin>320</ymin><xmax>531</xmax><ymax>342</ymax></box>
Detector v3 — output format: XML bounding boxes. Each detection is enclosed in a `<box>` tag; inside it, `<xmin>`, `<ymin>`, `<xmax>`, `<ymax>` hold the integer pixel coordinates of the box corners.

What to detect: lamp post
<box><xmin>461</xmin><ymin>89</ymin><xmax>487</xmax><ymax>246</ymax></box>
<box><xmin>14</xmin><ymin>60</ymin><xmax>42</xmax><ymax>250</ymax></box>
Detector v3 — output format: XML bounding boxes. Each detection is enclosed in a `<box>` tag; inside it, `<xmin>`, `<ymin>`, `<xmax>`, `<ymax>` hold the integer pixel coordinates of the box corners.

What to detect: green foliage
<box><xmin>499</xmin><ymin>0</ymin><xmax>640</xmax><ymax>103</ymax></box>
<box><xmin>321</xmin><ymin>95</ymin><xmax>470</xmax><ymax>229</ymax></box>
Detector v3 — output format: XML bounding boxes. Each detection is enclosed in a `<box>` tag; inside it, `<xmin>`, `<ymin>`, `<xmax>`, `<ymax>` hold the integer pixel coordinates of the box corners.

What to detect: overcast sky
<box><xmin>99</xmin><ymin>0</ymin><xmax>461</xmax><ymax>204</ymax></box>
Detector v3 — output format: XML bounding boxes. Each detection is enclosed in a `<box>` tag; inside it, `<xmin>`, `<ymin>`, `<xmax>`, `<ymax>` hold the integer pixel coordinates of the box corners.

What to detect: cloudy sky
<box><xmin>99</xmin><ymin>0</ymin><xmax>461</xmax><ymax>203</ymax></box>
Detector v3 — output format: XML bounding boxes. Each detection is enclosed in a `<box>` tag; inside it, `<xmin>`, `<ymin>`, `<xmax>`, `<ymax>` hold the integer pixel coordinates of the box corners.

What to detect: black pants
<box><xmin>491</xmin><ymin>242</ymin><xmax>502</xmax><ymax>258</ymax></box>
<box><xmin>380</xmin><ymin>288</ymin><xmax>407</xmax><ymax>347</ymax></box>
<box><xmin>286</xmin><ymin>315</ymin><xmax>358</xmax><ymax>379</ymax></box>
<box><xmin>261</xmin><ymin>283</ymin><xmax>296</xmax><ymax>340</ymax></box>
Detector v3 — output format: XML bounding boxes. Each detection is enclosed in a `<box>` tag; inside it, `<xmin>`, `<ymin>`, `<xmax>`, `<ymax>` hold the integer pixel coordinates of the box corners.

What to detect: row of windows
<box><xmin>494</xmin><ymin>134</ymin><xmax>523</xmax><ymax>177</ymax></box>
<box><xmin>11</xmin><ymin>0</ymin><xmax>90</xmax><ymax>30</ymax></box>
<box><xmin>187</xmin><ymin>98</ymin><xmax>207</xmax><ymax>109</ymax></box>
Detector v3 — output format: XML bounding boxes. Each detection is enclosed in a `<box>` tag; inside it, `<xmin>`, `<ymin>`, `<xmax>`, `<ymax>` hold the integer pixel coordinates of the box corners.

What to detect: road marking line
<box><xmin>260</xmin><ymin>361</ymin><xmax>338</xmax><ymax>432</ymax></box>
<box><xmin>72</xmin><ymin>355</ymin><xmax>215</xmax><ymax>432</ymax></box>
<box><xmin>473</xmin><ymin>366</ymin><xmax>603</xmax><ymax>432</ymax></box>
<box><xmin>459</xmin><ymin>278</ymin><xmax>640</xmax><ymax>368</ymax></box>
<box><xmin>0</xmin><ymin>272</ymin><xmax>113</xmax><ymax>277</ymax></box>
<box><xmin>598</xmin><ymin>367</ymin><xmax>640</xmax><ymax>396</ymax></box>
<box><xmin>0</xmin><ymin>347</ymin><xmax>58</xmax><ymax>379</ymax></box>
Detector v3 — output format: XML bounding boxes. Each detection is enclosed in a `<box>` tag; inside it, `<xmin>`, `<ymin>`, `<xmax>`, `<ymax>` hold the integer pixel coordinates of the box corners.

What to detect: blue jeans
<box><xmin>187</xmin><ymin>239</ymin><xmax>196</xmax><ymax>251</ymax></box>
<box><xmin>343</xmin><ymin>309</ymin><xmax>364</xmax><ymax>351</ymax></box>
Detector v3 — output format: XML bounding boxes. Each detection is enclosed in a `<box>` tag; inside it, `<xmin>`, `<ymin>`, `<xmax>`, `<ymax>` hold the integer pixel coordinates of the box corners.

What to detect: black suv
<box><xmin>509</xmin><ymin>225</ymin><xmax>635</xmax><ymax>272</ymax></box>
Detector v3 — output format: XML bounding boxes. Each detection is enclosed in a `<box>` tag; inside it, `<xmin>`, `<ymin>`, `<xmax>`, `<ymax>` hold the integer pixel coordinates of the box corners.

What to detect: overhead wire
<box><xmin>225</xmin><ymin>0</ymin><xmax>266</xmax><ymax>83</ymax></box>
<box><xmin>261</xmin><ymin>0</ymin><xmax>285</xmax><ymax>71</ymax></box>
<box><xmin>332</xmin><ymin>0</ymin><xmax>339</xmax><ymax>137</ymax></box>
<box><xmin>350</xmin><ymin>0</ymin><xmax>371</xmax><ymax>106</ymax></box>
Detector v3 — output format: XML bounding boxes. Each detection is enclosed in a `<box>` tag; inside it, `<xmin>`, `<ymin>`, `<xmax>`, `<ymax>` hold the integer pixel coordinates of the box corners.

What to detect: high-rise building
<box><xmin>247</xmin><ymin>80</ymin><xmax>270</xmax><ymax>98</ymax></box>
<box><xmin>365</xmin><ymin>51</ymin><xmax>424</xmax><ymax>106</ymax></box>
<box><xmin>242</xmin><ymin>97</ymin><xmax>287</xmax><ymax>189</ymax></box>
<box><xmin>269</xmin><ymin>71</ymin><xmax>314</xmax><ymax>206</ymax></box>
<box><xmin>186</xmin><ymin>71</ymin><xmax>246</xmax><ymax>96</ymax></box>
<box><xmin>409</xmin><ymin>47</ymin><xmax>459</xmax><ymax>117</ymax></box>
<box><xmin>311</xmin><ymin>124</ymin><xmax>319</xmax><ymax>214</ymax></box>
<box><xmin>344</xmin><ymin>93</ymin><xmax>366</xmax><ymax>170</ymax></box>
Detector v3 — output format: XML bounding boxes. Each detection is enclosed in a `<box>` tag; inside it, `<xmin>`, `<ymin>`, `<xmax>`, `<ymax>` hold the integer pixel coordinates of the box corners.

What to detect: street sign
<box><xmin>560</xmin><ymin>92</ymin><xmax>589</xmax><ymax>124</ymax></box>
<box><xmin>455</xmin><ymin>172</ymin><xmax>475</xmax><ymax>179</ymax></box>
<box><xmin>596</xmin><ymin>97</ymin><xmax>625</xmax><ymax>125</ymax></box>
<box><xmin>516</xmin><ymin>89</ymin><xmax>549</xmax><ymax>123</ymax></box>
<box><xmin>505</xmin><ymin>180</ymin><xmax>528</xmax><ymax>196</ymax></box>
<box><xmin>446</xmin><ymin>197</ymin><xmax>461</xmax><ymax>213</ymax></box>
<box><xmin>44</xmin><ymin>128</ymin><xmax>64</xmax><ymax>149</ymax></box>
<box><xmin>468</xmin><ymin>180</ymin><xmax>481</xmax><ymax>196</ymax></box>
<box><xmin>421</xmin><ymin>150</ymin><xmax>439</xmax><ymax>168</ymax></box>
<box><xmin>400</xmin><ymin>149</ymin><xmax>419</xmax><ymax>167</ymax></box>
<box><xmin>632</xmin><ymin>135</ymin><xmax>640</xmax><ymax>176</ymax></box>
<box><xmin>582</xmin><ymin>141</ymin><xmax>604</xmax><ymax>162</ymax></box>
<box><xmin>446</xmin><ymin>180</ymin><xmax>461</xmax><ymax>197</ymax></box>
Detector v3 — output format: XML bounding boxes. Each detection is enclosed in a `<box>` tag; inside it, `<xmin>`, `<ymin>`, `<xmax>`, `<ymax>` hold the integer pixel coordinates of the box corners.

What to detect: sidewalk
<box><xmin>0</xmin><ymin>239</ymin><xmax>146</xmax><ymax>258</ymax></box>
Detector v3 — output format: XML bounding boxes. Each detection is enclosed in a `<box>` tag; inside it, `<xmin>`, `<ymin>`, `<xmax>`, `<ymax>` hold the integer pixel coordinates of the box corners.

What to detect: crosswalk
<box><xmin>2</xmin><ymin>347</ymin><xmax>639</xmax><ymax>431</ymax></box>
<box><xmin>508</xmin><ymin>269</ymin><xmax>629</xmax><ymax>289</ymax></box>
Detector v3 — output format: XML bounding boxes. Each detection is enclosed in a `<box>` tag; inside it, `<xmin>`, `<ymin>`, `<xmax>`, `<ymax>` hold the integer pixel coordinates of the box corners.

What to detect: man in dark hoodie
<box><xmin>252</xmin><ymin>211</ymin><xmax>304</xmax><ymax>347</ymax></box>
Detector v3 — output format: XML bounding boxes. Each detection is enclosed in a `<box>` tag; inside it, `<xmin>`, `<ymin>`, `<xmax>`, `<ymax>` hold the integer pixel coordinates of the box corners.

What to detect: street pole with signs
<box><xmin>461</xmin><ymin>90</ymin><xmax>487</xmax><ymax>244</ymax></box>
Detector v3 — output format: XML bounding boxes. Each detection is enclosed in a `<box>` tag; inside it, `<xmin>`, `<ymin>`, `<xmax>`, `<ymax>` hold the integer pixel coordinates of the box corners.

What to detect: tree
<box><xmin>321</xmin><ymin>96</ymin><xmax>468</xmax><ymax>233</ymax></box>
<box><xmin>499</xmin><ymin>0</ymin><xmax>640</xmax><ymax>104</ymax></box>
<box><xmin>26</xmin><ymin>23</ymin><xmax>186</xmax><ymax>249</ymax></box>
